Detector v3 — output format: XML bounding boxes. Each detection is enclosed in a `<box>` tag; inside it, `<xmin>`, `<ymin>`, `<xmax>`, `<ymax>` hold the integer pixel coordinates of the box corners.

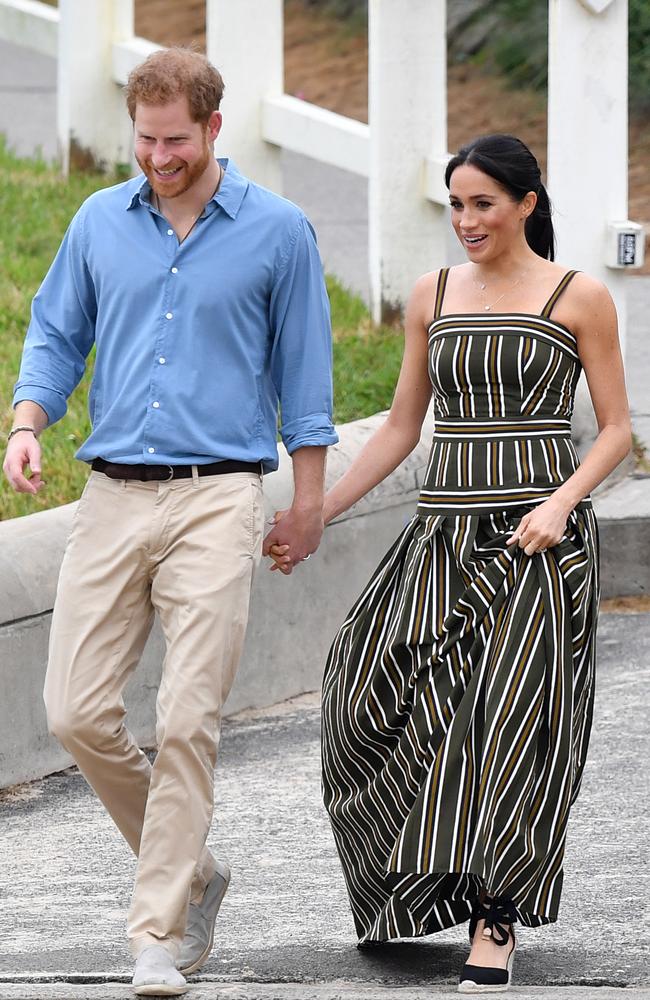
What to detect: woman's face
<box><xmin>448</xmin><ymin>163</ymin><xmax>535</xmax><ymax>263</ymax></box>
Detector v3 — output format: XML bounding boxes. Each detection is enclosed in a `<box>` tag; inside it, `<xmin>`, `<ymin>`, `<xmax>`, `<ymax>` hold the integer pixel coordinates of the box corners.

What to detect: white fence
<box><xmin>0</xmin><ymin>0</ymin><xmax>637</xmax><ymax>332</ymax></box>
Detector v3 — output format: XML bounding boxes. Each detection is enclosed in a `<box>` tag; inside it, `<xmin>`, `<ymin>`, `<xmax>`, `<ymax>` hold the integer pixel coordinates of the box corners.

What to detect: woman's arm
<box><xmin>553</xmin><ymin>274</ymin><xmax>632</xmax><ymax>506</ymax></box>
<box><xmin>322</xmin><ymin>273</ymin><xmax>434</xmax><ymax>525</ymax></box>
<box><xmin>509</xmin><ymin>274</ymin><xmax>632</xmax><ymax>555</ymax></box>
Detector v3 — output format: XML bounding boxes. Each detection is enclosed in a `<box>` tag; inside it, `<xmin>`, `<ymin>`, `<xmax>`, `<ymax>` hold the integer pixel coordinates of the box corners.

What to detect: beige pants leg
<box><xmin>44</xmin><ymin>470</ymin><xmax>264</xmax><ymax>957</ymax></box>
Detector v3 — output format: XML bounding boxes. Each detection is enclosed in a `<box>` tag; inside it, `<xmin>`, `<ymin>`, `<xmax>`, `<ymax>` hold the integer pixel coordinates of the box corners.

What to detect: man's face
<box><xmin>133</xmin><ymin>96</ymin><xmax>221</xmax><ymax>199</ymax></box>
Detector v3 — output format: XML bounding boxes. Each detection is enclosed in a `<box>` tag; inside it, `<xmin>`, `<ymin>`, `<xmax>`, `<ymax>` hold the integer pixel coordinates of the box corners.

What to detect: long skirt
<box><xmin>321</xmin><ymin>507</ymin><xmax>599</xmax><ymax>942</ymax></box>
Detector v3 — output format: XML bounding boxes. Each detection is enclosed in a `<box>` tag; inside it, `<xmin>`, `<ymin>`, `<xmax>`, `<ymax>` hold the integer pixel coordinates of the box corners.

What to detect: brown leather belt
<box><xmin>91</xmin><ymin>458</ymin><xmax>262</xmax><ymax>482</ymax></box>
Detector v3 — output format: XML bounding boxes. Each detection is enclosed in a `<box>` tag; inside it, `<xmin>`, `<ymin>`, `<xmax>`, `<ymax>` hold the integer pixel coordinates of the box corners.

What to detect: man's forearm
<box><xmin>12</xmin><ymin>401</ymin><xmax>49</xmax><ymax>435</ymax></box>
<box><xmin>290</xmin><ymin>445</ymin><xmax>326</xmax><ymax>511</ymax></box>
<box><xmin>261</xmin><ymin>445</ymin><xmax>327</xmax><ymax>571</ymax></box>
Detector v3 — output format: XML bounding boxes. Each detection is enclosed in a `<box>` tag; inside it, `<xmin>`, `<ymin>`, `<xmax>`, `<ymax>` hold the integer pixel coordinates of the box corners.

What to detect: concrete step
<box><xmin>594</xmin><ymin>473</ymin><xmax>650</xmax><ymax>597</ymax></box>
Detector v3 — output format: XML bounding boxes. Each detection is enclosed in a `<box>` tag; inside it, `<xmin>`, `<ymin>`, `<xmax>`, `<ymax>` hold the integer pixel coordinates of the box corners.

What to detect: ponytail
<box><xmin>526</xmin><ymin>183</ymin><xmax>555</xmax><ymax>261</ymax></box>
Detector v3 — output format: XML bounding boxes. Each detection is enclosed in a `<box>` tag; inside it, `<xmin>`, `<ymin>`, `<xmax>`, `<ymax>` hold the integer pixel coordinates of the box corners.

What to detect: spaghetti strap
<box><xmin>541</xmin><ymin>270</ymin><xmax>579</xmax><ymax>318</ymax></box>
<box><xmin>433</xmin><ymin>268</ymin><xmax>450</xmax><ymax>321</ymax></box>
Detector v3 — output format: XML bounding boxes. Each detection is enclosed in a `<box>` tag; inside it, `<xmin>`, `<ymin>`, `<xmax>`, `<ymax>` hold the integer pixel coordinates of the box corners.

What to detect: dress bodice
<box><xmin>417</xmin><ymin>269</ymin><xmax>590</xmax><ymax>516</ymax></box>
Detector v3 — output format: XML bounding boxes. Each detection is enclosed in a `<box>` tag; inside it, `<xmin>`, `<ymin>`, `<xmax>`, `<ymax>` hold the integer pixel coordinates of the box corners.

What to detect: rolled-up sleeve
<box><xmin>269</xmin><ymin>214</ymin><xmax>338</xmax><ymax>454</ymax></box>
<box><xmin>13</xmin><ymin>205</ymin><xmax>97</xmax><ymax>425</ymax></box>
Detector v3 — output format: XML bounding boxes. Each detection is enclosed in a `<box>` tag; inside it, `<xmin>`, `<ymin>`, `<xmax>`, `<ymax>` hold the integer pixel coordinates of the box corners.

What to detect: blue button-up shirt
<box><xmin>14</xmin><ymin>159</ymin><xmax>338</xmax><ymax>471</ymax></box>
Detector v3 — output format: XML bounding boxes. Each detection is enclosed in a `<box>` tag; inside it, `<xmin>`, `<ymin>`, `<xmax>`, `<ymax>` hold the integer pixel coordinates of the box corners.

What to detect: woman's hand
<box><xmin>266</xmin><ymin>509</ymin><xmax>293</xmax><ymax>574</ymax></box>
<box><xmin>506</xmin><ymin>497</ymin><xmax>572</xmax><ymax>556</ymax></box>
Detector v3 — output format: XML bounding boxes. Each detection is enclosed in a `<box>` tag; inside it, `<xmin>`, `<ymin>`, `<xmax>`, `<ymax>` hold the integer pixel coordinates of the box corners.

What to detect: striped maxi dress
<box><xmin>322</xmin><ymin>269</ymin><xmax>600</xmax><ymax>942</ymax></box>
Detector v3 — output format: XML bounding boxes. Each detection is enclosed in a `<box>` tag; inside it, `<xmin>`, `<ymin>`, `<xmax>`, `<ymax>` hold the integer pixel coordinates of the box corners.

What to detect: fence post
<box><xmin>206</xmin><ymin>0</ymin><xmax>283</xmax><ymax>192</ymax></box>
<box><xmin>57</xmin><ymin>0</ymin><xmax>134</xmax><ymax>174</ymax></box>
<box><xmin>368</xmin><ymin>0</ymin><xmax>448</xmax><ymax>324</ymax></box>
<box><xmin>547</xmin><ymin>0</ymin><xmax>629</xmax><ymax>347</ymax></box>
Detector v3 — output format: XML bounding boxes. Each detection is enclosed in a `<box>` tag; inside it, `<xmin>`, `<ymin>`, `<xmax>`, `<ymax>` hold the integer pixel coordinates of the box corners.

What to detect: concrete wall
<box><xmin>1</xmin><ymin>410</ymin><xmax>647</xmax><ymax>790</ymax></box>
<box><xmin>0</xmin><ymin>414</ymin><xmax>429</xmax><ymax>789</ymax></box>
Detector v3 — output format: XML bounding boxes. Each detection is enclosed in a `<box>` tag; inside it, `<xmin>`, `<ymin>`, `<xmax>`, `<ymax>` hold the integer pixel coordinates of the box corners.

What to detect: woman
<box><xmin>272</xmin><ymin>134</ymin><xmax>631</xmax><ymax>992</ymax></box>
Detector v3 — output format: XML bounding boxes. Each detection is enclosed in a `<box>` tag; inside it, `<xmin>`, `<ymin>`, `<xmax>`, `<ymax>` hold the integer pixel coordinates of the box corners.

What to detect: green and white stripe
<box><xmin>322</xmin><ymin>270</ymin><xmax>600</xmax><ymax>942</ymax></box>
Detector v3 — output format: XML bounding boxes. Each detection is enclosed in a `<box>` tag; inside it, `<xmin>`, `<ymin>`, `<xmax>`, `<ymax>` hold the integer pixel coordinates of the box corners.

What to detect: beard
<box><xmin>137</xmin><ymin>135</ymin><xmax>212</xmax><ymax>200</ymax></box>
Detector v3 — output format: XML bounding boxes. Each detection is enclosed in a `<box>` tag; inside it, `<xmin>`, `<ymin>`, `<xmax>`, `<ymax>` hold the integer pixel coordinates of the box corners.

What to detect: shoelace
<box><xmin>469</xmin><ymin>895</ymin><xmax>517</xmax><ymax>947</ymax></box>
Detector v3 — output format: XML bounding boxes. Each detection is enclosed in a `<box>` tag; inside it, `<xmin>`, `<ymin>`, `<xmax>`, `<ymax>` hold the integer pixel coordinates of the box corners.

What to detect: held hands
<box><xmin>262</xmin><ymin>505</ymin><xmax>324</xmax><ymax>575</ymax></box>
<box><xmin>266</xmin><ymin>513</ymin><xmax>292</xmax><ymax>573</ymax></box>
<box><xmin>506</xmin><ymin>497</ymin><xmax>572</xmax><ymax>555</ymax></box>
<box><xmin>2</xmin><ymin>431</ymin><xmax>45</xmax><ymax>495</ymax></box>
<box><xmin>263</xmin><ymin>496</ymin><xmax>573</xmax><ymax>569</ymax></box>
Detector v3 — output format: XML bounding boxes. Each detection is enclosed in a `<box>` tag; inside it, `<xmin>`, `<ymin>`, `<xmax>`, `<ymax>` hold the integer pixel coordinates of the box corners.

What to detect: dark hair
<box><xmin>445</xmin><ymin>134</ymin><xmax>555</xmax><ymax>261</ymax></box>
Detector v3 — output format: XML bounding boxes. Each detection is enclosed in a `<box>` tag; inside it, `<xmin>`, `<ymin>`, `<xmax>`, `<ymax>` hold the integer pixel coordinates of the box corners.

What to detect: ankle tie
<box><xmin>470</xmin><ymin>895</ymin><xmax>517</xmax><ymax>946</ymax></box>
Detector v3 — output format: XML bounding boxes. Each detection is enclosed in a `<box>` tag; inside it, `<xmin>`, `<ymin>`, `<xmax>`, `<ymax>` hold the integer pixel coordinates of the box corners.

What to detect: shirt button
<box><xmin>165</xmin><ymin>312</ymin><xmax>173</xmax><ymax>320</ymax></box>
<box><xmin>167</xmin><ymin>229</ymin><xmax>173</xmax><ymax>236</ymax></box>
<box><xmin>159</xmin><ymin>357</ymin><xmax>166</xmax><ymax>364</ymax></box>
<box><xmin>152</xmin><ymin>401</ymin><xmax>160</xmax><ymax>408</ymax></box>
<box><xmin>171</xmin><ymin>267</ymin><xmax>178</xmax><ymax>274</ymax></box>
<box><xmin>148</xmin><ymin>447</ymin><xmax>155</xmax><ymax>454</ymax></box>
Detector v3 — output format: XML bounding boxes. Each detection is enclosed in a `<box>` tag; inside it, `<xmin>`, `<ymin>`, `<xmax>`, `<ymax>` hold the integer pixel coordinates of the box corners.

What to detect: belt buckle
<box><xmin>163</xmin><ymin>465</ymin><xmax>174</xmax><ymax>482</ymax></box>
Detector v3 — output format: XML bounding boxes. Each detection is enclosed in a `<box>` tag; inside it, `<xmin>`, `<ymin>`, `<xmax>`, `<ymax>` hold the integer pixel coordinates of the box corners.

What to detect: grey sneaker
<box><xmin>177</xmin><ymin>861</ymin><xmax>231</xmax><ymax>975</ymax></box>
<box><xmin>132</xmin><ymin>945</ymin><xmax>188</xmax><ymax>996</ymax></box>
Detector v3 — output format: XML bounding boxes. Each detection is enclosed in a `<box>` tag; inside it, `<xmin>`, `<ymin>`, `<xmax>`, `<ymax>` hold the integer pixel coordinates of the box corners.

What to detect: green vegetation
<box><xmin>0</xmin><ymin>143</ymin><xmax>403</xmax><ymax>520</ymax></box>
<box><xmin>476</xmin><ymin>0</ymin><xmax>650</xmax><ymax>116</ymax></box>
<box><xmin>330</xmin><ymin>279</ymin><xmax>404</xmax><ymax>425</ymax></box>
<box><xmin>300</xmin><ymin>0</ymin><xmax>367</xmax><ymax>33</ymax></box>
<box><xmin>0</xmin><ymin>143</ymin><xmax>107</xmax><ymax>520</ymax></box>
<box><xmin>480</xmin><ymin>0</ymin><xmax>548</xmax><ymax>93</ymax></box>
<box><xmin>630</xmin><ymin>0</ymin><xmax>650</xmax><ymax>116</ymax></box>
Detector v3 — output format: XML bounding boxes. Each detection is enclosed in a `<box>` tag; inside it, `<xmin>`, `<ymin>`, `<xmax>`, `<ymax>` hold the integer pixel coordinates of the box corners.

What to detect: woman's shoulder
<box><xmin>410</xmin><ymin>263</ymin><xmax>474</xmax><ymax>327</ymax></box>
<box><xmin>551</xmin><ymin>265</ymin><xmax>617</xmax><ymax>339</ymax></box>
<box><xmin>411</xmin><ymin>262</ymin><xmax>468</xmax><ymax>294</ymax></box>
<box><xmin>556</xmin><ymin>266</ymin><xmax>614</xmax><ymax>307</ymax></box>
<box><xmin>409</xmin><ymin>267</ymin><xmax>453</xmax><ymax>329</ymax></box>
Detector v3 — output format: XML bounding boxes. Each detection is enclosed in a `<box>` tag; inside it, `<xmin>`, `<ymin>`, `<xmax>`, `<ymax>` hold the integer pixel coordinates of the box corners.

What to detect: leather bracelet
<box><xmin>7</xmin><ymin>425</ymin><xmax>37</xmax><ymax>443</ymax></box>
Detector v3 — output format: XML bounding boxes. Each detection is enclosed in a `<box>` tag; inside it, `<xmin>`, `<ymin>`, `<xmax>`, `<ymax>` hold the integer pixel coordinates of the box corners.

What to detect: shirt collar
<box><xmin>125</xmin><ymin>157</ymin><xmax>249</xmax><ymax>220</ymax></box>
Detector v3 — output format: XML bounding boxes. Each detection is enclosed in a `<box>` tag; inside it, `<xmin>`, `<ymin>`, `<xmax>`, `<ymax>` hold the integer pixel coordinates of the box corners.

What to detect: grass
<box><xmin>0</xmin><ymin>143</ymin><xmax>403</xmax><ymax>520</ymax></box>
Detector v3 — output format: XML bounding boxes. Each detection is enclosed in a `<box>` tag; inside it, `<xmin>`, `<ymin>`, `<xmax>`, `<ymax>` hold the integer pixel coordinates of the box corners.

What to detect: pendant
<box><xmin>484</xmin><ymin>305</ymin><xmax>491</xmax><ymax>311</ymax></box>
<box><xmin>480</xmin><ymin>283</ymin><xmax>486</xmax><ymax>290</ymax></box>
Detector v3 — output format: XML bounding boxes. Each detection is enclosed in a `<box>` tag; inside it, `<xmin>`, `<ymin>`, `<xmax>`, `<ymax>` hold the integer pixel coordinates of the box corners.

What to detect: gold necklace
<box><xmin>473</xmin><ymin>269</ymin><xmax>529</xmax><ymax>312</ymax></box>
<box><xmin>153</xmin><ymin>164</ymin><xmax>224</xmax><ymax>242</ymax></box>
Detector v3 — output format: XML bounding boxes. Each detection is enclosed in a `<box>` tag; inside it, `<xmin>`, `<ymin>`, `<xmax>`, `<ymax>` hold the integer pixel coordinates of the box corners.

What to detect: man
<box><xmin>3</xmin><ymin>48</ymin><xmax>337</xmax><ymax>996</ymax></box>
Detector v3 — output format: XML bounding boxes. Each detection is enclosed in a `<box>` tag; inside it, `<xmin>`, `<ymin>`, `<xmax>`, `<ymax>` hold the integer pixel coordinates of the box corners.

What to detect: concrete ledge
<box><xmin>0</xmin><ymin>413</ymin><xmax>428</xmax><ymax>789</ymax></box>
<box><xmin>1</xmin><ymin>410</ymin><xmax>648</xmax><ymax>788</ymax></box>
<box><xmin>593</xmin><ymin>474</ymin><xmax>650</xmax><ymax>598</ymax></box>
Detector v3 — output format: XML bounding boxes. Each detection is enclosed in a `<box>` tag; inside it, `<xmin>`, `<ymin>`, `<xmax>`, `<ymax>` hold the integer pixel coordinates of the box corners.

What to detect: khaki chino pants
<box><xmin>44</xmin><ymin>469</ymin><xmax>264</xmax><ymax>957</ymax></box>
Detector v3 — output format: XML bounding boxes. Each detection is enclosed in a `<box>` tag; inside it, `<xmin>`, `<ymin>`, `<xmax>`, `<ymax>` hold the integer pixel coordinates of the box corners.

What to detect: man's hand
<box><xmin>3</xmin><ymin>431</ymin><xmax>45</xmax><ymax>495</ymax></box>
<box><xmin>262</xmin><ymin>505</ymin><xmax>324</xmax><ymax>575</ymax></box>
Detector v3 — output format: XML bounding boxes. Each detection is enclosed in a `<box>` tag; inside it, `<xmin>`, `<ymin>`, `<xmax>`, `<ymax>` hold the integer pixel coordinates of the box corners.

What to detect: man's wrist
<box><xmin>291</xmin><ymin>498</ymin><xmax>324</xmax><ymax>517</ymax></box>
<box><xmin>7</xmin><ymin>425</ymin><xmax>38</xmax><ymax>443</ymax></box>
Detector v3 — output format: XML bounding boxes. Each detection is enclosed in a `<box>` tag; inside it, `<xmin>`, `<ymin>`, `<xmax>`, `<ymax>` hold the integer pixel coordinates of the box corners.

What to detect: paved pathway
<box><xmin>1</xmin><ymin>612</ymin><xmax>649</xmax><ymax>996</ymax></box>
